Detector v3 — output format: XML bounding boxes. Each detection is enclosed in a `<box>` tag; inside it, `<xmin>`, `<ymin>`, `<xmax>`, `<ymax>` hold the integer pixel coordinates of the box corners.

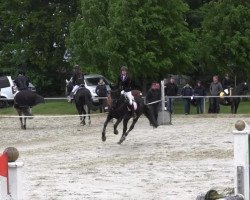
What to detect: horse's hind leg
<box><xmin>118</xmin><ymin>117</ymin><xmax>130</xmax><ymax>144</ymax></box>
<box><xmin>86</xmin><ymin>105</ymin><xmax>91</xmax><ymax>126</ymax></box>
<box><xmin>16</xmin><ymin>108</ymin><xmax>25</xmax><ymax>129</ymax></box>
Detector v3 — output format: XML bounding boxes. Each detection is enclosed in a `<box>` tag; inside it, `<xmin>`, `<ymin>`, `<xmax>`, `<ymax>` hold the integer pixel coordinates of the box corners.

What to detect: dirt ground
<box><xmin>0</xmin><ymin>114</ymin><xmax>245</xmax><ymax>200</ymax></box>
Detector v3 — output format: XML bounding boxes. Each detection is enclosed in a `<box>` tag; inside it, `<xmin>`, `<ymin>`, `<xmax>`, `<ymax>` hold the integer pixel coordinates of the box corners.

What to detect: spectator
<box><xmin>209</xmin><ymin>75</ymin><xmax>223</xmax><ymax>113</ymax></box>
<box><xmin>14</xmin><ymin>70</ymin><xmax>30</xmax><ymax>91</ymax></box>
<box><xmin>181</xmin><ymin>82</ymin><xmax>193</xmax><ymax>115</ymax></box>
<box><xmin>95</xmin><ymin>78</ymin><xmax>108</xmax><ymax>113</ymax></box>
<box><xmin>164</xmin><ymin>77</ymin><xmax>178</xmax><ymax>114</ymax></box>
<box><xmin>194</xmin><ymin>81</ymin><xmax>206</xmax><ymax>114</ymax></box>
<box><xmin>146</xmin><ymin>81</ymin><xmax>161</xmax><ymax>123</ymax></box>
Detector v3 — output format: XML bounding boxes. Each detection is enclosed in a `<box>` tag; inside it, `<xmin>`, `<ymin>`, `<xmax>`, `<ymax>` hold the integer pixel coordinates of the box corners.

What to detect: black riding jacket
<box><xmin>14</xmin><ymin>75</ymin><xmax>30</xmax><ymax>91</ymax></box>
<box><xmin>72</xmin><ymin>72</ymin><xmax>85</xmax><ymax>86</ymax></box>
<box><xmin>117</xmin><ymin>75</ymin><xmax>132</xmax><ymax>92</ymax></box>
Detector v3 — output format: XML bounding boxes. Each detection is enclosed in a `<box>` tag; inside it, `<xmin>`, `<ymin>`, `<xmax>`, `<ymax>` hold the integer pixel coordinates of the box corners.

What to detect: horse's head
<box><xmin>235</xmin><ymin>82</ymin><xmax>249</xmax><ymax>95</ymax></box>
<box><xmin>107</xmin><ymin>89</ymin><xmax>128</xmax><ymax>110</ymax></box>
<box><xmin>65</xmin><ymin>78</ymin><xmax>73</xmax><ymax>96</ymax></box>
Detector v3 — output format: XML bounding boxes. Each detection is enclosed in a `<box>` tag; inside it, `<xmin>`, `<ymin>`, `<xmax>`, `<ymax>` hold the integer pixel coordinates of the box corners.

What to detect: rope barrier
<box><xmin>0</xmin><ymin>112</ymin><xmax>107</xmax><ymax>119</ymax></box>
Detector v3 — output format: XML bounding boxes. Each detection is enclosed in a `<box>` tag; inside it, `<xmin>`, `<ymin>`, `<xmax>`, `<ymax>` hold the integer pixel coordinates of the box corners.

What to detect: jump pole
<box><xmin>233</xmin><ymin>120</ymin><xmax>250</xmax><ymax>200</ymax></box>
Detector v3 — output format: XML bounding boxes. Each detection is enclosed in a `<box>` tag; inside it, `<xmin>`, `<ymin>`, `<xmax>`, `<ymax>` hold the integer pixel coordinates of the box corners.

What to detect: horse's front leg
<box><xmin>102</xmin><ymin>114</ymin><xmax>112</xmax><ymax>142</ymax></box>
<box><xmin>118</xmin><ymin>117</ymin><xmax>130</xmax><ymax>144</ymax></box>
<box><xmin>114</xmin><ymin>117</ymin><xmax>123</xmax><ymax>135</ymax></box>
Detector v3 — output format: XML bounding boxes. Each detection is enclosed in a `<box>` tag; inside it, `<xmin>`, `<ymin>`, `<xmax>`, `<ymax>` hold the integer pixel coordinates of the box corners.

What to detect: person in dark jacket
<box><xmin>68</xmin><ymin>65</ymin><xmax>85</xmax><ymax>102</ymax></box>
<box><xmin>194</xmin><ymin>81</ymin><xmax>206</xmax><ymax>114</ymax></box>
<box><xmin>95</xmin><ymin>78</ymin><xmax>108</xmax><ymax>113</ymax></box>
<box><xmin>209</xmin><ymin>75</ymin><xmax>223</xmax><ymax>113</ymax></box>
<box><xmin>181</xmin><ymin>82</ymin><xmax>193</xmax><ymax>115</ymax></box>
<box><xmin>14</xmin><ymin>71</ymin><xmax>30</xmax><ymax>91</ymax></box>
<box><xmin>146</xmin><ymin>81</ymin><xmax>161</xmax><ymax>123</ymax></box>
<box><xmin>164</xmin><ymin>77</ymin><xmax>178</xmax><ymax>114</ymax></box>
<box><xmin>117</xmin><ymin>66</ymin><xmax>137</xmax><ymax>118</ymax></box>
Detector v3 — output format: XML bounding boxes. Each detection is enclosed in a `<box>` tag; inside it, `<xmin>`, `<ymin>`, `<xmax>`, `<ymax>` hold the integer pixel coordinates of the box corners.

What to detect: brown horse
<box><xmin>102</xmin><ymin>89</ymin><xmax>158</xmax><ymax>144</ymax></box>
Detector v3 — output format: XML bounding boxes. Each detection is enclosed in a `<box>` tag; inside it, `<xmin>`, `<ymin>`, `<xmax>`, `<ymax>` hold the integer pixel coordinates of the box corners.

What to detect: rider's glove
<box><xmin>121</xmin><ymin>90</ymin><xmax>125</xmax><ymax>95</ymax></box>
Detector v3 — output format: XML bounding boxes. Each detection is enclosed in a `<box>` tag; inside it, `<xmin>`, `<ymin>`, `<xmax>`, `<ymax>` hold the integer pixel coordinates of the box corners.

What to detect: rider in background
<box><xmin>68</xmin><ymin>65</ymin><xmax>85</xmax><ymax>102</ymax></box>
<box><xmin>14</xmin><ymin>70</ymin><xmax>30</xmax><ymax>91</ymax></box>
<box><xmin>117</xmin><ymin>66</ymin><xmax>137</xmax><ymax>118</ymax></box>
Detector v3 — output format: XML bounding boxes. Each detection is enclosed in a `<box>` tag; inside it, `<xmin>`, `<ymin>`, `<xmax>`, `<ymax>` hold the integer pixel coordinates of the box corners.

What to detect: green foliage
<box><xmin>67</xmin><ymin>0</ymin><xmax>195</xmax><ymax>83</ymax></box>
<box><xmin>196</xmin><ymin>0</ymin><xmax>250</xmax><ymax>79</ymax></box>
<box><xmin>0</xmin><ymin>0</ymin><xmax>79</xmax><ymax>95</ymax></box>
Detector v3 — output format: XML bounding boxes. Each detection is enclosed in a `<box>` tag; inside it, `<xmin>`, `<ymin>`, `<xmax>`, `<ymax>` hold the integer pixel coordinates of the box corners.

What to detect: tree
<box><xmin>196</xmin><ymin>0</ymin><xmax>250</xmax><ymax>80</ymax></box>
<box><xmin>0</xmin><ymin>0</ymin><xmax>79</xmax><ymax>95</ymax></box>
<box><xmin>67</xmin><ymin>0</ymin><xmax>196</xmax><ymax>87</ymax></box>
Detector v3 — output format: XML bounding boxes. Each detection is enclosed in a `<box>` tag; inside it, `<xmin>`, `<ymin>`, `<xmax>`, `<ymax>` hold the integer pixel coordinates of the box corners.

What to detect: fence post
<box><xmin>8</xmin><ymin>162</ymin><xmax>23</xmax><ymax>200</ymax></box>
<box><xmin>157</xmin><ymin>80</ymin><xmax>171</xmax><ymax>125</ymax></box>
<box><xmin>233</xmin><ymin>120</ymin><xmax>250</xmax><ymax>200</ymax></box>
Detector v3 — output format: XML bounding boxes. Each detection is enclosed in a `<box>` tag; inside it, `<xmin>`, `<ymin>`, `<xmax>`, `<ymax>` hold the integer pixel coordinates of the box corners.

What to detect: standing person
<box><xmin>117</xmin><ymin>66</ymin><xmax>137</xmax><ymax>118</ymax></box>
<box><xmin>14</xmin><ymin>70</ymin><xmax>30</xmax><ymax>91</ymax></box>
<box><xmin>181</xmin><ymin>82</ymin><xmax>193</xmax><ymax>115</ymax></box>
<box><xmin>95</xmin><ymin>78</ymin><xmax>108</xmax><ymax>113</ymax></box>
<box><xmin>164</xmin><ymin>77</ymin><xmax>178</xmax><ymax>114</ymax></box>
<box><xmin>209</xmin><ymin>75</ymin><xmax>223</xmax><ymax>113</ymax></box>
<box><xmin>68</xmin><ymin>65</ymin><xmax>85</xmax><ymax>102</ymax></box>
<box><xmin>146</xmin><ymin>81</ymin><xmax>161</xmax><ymax>123</ymax></box>
<box><xmin>194</xmin><ymin>81</ymin><xmax>206</xmax><ymax>114</ymax></box>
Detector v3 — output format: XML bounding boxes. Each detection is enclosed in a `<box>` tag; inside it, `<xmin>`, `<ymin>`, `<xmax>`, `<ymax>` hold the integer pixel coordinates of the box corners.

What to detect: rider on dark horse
<box><xmin>68</xmin><ymin>65</ymin><xmax>85</xmax><ymax>102</ymax></box>
<box><xmin>117</xmin><ymin>66</ymin><xmax>137</xmax><ymax>119</ymax></box>
<box><xmin>14</xmin><ymin>70</ymin><xmax>33</xmax><ymax>116</ymax></box>
<box><xmin>14</xmin><ymin>70</ymin><xmax>30</xmax><ymax>91</ymax></box>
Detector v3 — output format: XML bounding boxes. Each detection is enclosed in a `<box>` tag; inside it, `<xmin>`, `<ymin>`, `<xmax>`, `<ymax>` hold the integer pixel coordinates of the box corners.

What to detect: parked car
<box><xmin>0</xmin><ymin>76</ymin><xmax>16</xmax><ymax>108</ymax></box>
<box><xmin>84</xmin><ymin>74</ymin><xmax>111</xmax><ymax>103</ymax></box>
<box><xmin>0</xmin><ymin>76</ymin><xmax>36</xmax><ymax>108</ymax></box>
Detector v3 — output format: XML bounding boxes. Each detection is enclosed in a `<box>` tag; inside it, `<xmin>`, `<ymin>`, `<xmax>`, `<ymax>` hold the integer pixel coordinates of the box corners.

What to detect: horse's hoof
<box><xmin>102</xmin><ymin>135</ymin><xmax>106</xmax><ymax>142</ymax></box>
<box><xmin>81</xmin><ymin>121</ymin><xmax>86</xmax><ymax>126</ymax></box>
<box><xmin>114</xmin><ymin>130</ymin><xmax>119</xmax><ymax>135</ymax></box>
<box><xmin>21</xmin><ymin>125</ymin><xmax>26</xmax><ymax>130</ymax></box>
<box><xmin>118</xmin><ymin>136</ymin><xmax>126</xmax><ymax>144</ymax></box>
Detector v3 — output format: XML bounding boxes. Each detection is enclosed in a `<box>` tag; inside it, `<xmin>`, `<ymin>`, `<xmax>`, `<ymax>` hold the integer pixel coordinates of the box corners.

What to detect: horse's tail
<box><xmin>87</xmin><ymin>100</ymin><xmax>99</xmax><ymax>111</ymax></box>
<box><xmin>143</xmin><ymin>104</ymin><xmax>158</xmax><ymax>128</ymax></box>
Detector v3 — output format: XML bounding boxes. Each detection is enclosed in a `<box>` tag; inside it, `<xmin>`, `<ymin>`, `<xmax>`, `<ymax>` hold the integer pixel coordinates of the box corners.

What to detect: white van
<box><xmin>0</xmin><ymin>76</ymin><xmax>16</xmax><ymax>108</ymax></box>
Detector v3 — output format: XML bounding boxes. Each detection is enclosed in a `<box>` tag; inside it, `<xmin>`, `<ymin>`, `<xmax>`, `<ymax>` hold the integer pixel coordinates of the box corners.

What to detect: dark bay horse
<box><xmin>14</xmin><ymin>90</ymin><xmax>45</xmax><ymax>129</ymax></box>
<box><xmin>66</xmin><ymin>79</ymin><xmax>97</xmax><ymax>125</ymax></box>
<box><xmin>219</xmin><ymin>82</ymin><xmax>248</xmax><ymax>114</ymax></box>
<box><xmin>102</xmin><ymin>89</ymin><xmax>158</xmax><ymax>144</ymax></box>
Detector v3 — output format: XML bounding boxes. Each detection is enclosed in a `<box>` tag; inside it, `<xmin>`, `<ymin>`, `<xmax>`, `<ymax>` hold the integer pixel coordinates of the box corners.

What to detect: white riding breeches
<box><xmin>72</xmin><ymin>85</ymin><xmax>79</xmax><ymax>94</ymax></box>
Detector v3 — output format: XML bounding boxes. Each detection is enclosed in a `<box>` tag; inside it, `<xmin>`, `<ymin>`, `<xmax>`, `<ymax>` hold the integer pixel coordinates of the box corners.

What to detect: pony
<box><xmin>14</xmin><ymin>90</ymin><xmax>45</xmax><ymax>129</ymax></box>
<box><xmin>65</xmin><ymin>78</ymin><xmax>96</xmax><ymax>125</ymax></box>
<box><xmin>219</xmin><ymin>82</ymin><xmax>248</xmax><ymax>114</ymax></box>
<box><xmin>102</xmin><ymin>89</ymin><xmax>158</xmax><ymax>144</ymax></box>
